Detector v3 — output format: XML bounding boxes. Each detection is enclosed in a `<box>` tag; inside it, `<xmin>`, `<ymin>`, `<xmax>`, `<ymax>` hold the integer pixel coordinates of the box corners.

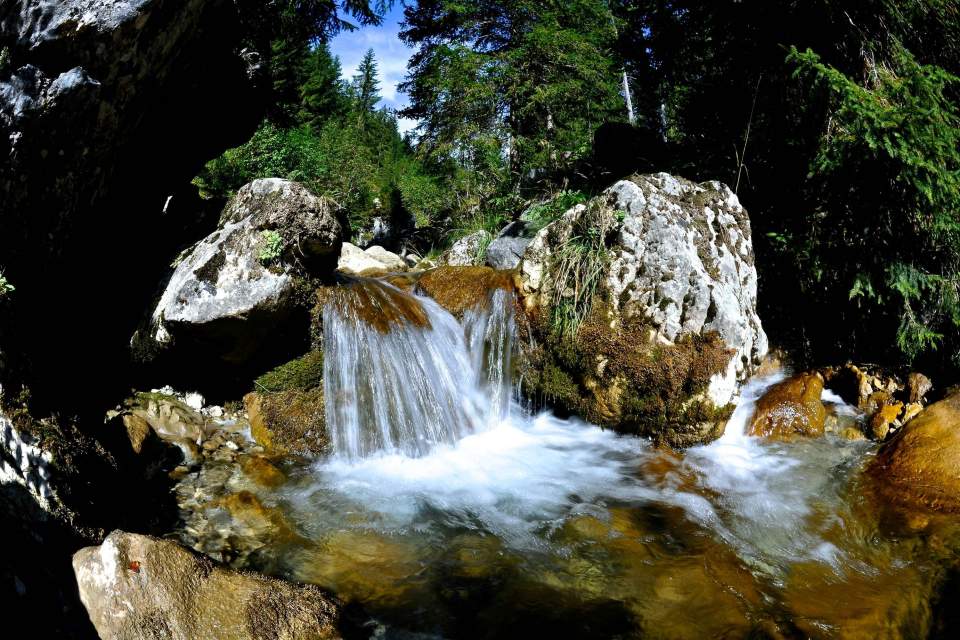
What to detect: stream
<box><xmin>173</xmin><ymin>279</ymin><xmax>960</xmax><ymax>639</ymax></box>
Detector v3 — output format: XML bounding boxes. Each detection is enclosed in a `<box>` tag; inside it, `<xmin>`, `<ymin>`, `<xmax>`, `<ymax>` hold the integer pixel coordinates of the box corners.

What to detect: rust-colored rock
<box><xmin>748</xmin><ymin>373</ymin><xmax>827</xmax><ymax>438</ymax></box>
<box><xmin>869</xmin><ymin>401</ymin><xmax>903</xmax><ymax>441</ymax></box>
<box><xmin>415</xmin><ymin>265</ymin><xmax>515</xmax><ymax>317</ymax></box>
<box><xmin>869</xmin><ymin>392</ymin><xmax>960</xmax><ymax>514</ymax></box>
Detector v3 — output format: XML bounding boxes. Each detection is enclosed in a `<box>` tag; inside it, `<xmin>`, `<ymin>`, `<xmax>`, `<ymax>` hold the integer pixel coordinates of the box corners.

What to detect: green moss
<box><xmin>519</xmin><ymin>297</ymin><xmax>734</xmax><ymax>447</ymax></box>
<box><xmin>254</xmin><ymin>350</ymin><xmax>324</xmax><ymax>393</ymax></box>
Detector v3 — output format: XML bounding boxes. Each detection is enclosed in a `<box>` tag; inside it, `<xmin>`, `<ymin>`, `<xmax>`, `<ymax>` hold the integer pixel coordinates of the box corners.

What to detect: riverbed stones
<box><xmin>138</xmin><ymin>179</ymin><xmax>345</xmax><ymax>365</ymax></box>
<box><xmin>748</xmin><ymin>373</ymin><xmax>827</xmax><ymax>438</ymax></box>
<box><xmin>73</xmin><ymin>530</ymin><xmax>342</xmax><ymax>640</ymax></box>
<box><xmin>869</xmin><ymin>392</ymin><xmax>960</xmax><ymax>514</ymax></box>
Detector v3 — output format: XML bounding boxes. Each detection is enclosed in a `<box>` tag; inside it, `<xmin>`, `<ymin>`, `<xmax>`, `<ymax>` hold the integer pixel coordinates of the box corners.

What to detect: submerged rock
<box><xmin>748</xmin><ymin>373</ymin><xmax>827</xmax><ymax>438</ymax></box>
<box><xmin>137</xmin><ymin>179</ymin><xmax>344</xmax><ymax>365</ymax></box>
<box><xmin>440</xmin><ymin>230</ymin><xmax>492</xmax><ymax>267</ymax></box>
<box><xmin>869</xmin><ymin>392</ymin><xmax>960</xmax><ymax>514</ymax></box>
<box><xmin>73</xmin><ymin>530</ymin><xmax>342</xmax><ymax>640</ymax></box>
<box><xmin>515</xmin><ymin>173</ymin><xmax>766</xmax><ymax>445</ymax></box>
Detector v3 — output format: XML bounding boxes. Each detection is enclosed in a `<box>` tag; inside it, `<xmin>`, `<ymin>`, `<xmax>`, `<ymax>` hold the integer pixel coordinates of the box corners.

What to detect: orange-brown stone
<box><xmin>748</xmin><ymin>372</ymin><xmax>826</xmax><ymax>438</ymax></box>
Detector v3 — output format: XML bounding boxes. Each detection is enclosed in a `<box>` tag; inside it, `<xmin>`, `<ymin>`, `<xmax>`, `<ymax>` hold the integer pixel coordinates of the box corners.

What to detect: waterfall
<box><xmin>322</xmin><ymin>277</ymin><xmax>515</xmax><ymax>460</ymax></box>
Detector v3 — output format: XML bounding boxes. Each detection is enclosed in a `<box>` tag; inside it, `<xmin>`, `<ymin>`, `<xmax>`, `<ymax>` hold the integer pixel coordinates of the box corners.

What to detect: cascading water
<box><xmin>322</xmin><ymin>277</ymin><xmax>514</xmax><ymax>459</ymax></box>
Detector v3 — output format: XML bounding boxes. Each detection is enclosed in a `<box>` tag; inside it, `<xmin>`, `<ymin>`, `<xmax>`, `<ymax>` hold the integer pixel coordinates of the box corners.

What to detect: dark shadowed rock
<box><xmin>486</xmin><ymin>221</ymin><xmax>533</xmax><ymax>270</ymax></box>
<box><xmin>0</xmin><ymin>0</ymin><xmax>262</xmax><ymax>414</ymax></box>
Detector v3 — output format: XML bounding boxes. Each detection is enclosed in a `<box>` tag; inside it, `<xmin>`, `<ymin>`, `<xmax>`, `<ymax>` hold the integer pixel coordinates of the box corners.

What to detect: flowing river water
<box><xmin>174</xmin><ymin>278</ymin><xmax>960</xmax><ymax>639</ymax></box>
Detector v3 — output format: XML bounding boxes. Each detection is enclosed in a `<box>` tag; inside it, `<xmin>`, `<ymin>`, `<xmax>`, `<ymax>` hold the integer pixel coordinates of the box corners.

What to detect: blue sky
<box><xmin>330</xmin><ymin>3</ymin><xmax>417</xmax><ymax>135</ymax></box>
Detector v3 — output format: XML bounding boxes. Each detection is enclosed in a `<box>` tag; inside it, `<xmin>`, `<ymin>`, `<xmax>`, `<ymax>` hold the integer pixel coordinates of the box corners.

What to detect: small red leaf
<box><xmin>129</xmin><ymin>561</ymin><xmax>141</xmax><ymax>573</ymax></box>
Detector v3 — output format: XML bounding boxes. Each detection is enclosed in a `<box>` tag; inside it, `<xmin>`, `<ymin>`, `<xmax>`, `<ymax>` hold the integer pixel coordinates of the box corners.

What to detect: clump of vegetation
<box><xmin>788</xmin><ymin>45</ymin><xmax>960</xmax><ymax>364</ymax></box>
<box><xmin>258</xmin><ymin>230</ymin><xmax>284</xmax><ymax>266</ymax></box>
<box><xmin>547</xmin><ymin>200</ymin><xmax>617</xmax><ymax>336</ymax></box>
<box><xmin>254</xmin><ymin>350</ymin><xmax>325</xmax><ymax>393</ymax></box>
<box><xmin>0</xmin><ymin>271</ymin><xmax>13</xmax><ymax>298</ymax></box>
<box><xmin>522</xmin><ymin>190</ymin><xmax>590</xmax><ymax>232</ymax></box>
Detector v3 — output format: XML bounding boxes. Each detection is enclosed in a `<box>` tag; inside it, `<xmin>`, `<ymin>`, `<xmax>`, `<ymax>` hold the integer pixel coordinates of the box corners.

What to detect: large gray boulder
<box><xmin>517</xmin><ymin>174</ymin><xmax>768</xmax><ymax>445</ymax></box>
<box><xmin>138</xmin><ymin>179</ymin><xmax>345</xmax><ymax>364</ymax></box>
<box><xmin>74</xmin><ymin>530</ymin><xmax>342</xmax><ymax>640</ymax></box>
<box><xmin>486</xmin><ymin>221</ymin><xmax>533</xmax><ymax>270</ymax></box>
<box><xmin>439</xmin><ymin>230</ymin><xmax>492</xmax><ymax>267</ymax></box>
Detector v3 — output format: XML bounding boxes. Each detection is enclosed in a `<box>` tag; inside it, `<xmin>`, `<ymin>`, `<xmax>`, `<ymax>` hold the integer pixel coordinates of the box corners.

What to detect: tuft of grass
<box><xmin>522</xmin><ymin>190</ymin><xmax>590</xmax><ymax>233</ymax></box>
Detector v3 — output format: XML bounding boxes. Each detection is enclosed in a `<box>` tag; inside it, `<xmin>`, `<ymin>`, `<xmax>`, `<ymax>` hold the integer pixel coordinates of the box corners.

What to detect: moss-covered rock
<box><xmin>416</xmin><ymin>266</ymin><xmax>515</xmax><ymax>317</ymax></box>
<box><xmin>245</xmin><ymin>389</ymin><xmax>328</xmax><ymax>457</ymax></box>
<box><xmin>254</xmin><ymin>350</ymin><xmax>324</xmax><ymax>393</ymax></box>
<box><xmin>518</xmin><ymin>302</ymin><xmax>734</xmax><ymax>447</ymax></box>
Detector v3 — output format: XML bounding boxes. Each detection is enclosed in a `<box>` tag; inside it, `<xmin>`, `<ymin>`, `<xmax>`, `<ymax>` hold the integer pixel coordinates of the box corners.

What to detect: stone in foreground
<box><xmin>73</xmin><ymin>530</ymin><xmax>342</xmax><ymax>640</ymax></box>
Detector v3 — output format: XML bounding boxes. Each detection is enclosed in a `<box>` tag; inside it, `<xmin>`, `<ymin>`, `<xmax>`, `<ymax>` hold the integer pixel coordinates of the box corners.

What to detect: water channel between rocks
<box><xmin>174</xmin><ymin>279</ymin><xmax>960</xmax><ymax>639</ymax></box>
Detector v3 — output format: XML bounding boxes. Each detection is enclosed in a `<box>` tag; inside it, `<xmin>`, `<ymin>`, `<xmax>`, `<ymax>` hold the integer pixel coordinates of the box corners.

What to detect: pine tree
<box><xmin>352</xmin><ymin>48</ymin><xmax>382</xmax><ymax>126</ymax></box>
<box><xmin>400</xmin><ymin>0</ymin><xmax>624</xmax><ymax>190</ymax></box>
<box><xmin>300</xmin><ymin>44</ymin><xmax>347</xmax><ymax>128</ymax></box>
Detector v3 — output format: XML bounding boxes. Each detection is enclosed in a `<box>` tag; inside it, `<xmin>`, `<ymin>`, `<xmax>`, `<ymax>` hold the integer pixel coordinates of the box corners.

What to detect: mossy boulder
<box><xmin>254</xmin><ymin>350</ymin><xmax>324</xmax><ymax>393</ymax></box>
<box><xmin>245</xmin><ymin>389</ymin><xmax>328</xmax><ymax>457</ymax></box>
<box><xmin>748</xmin><ymin>373</ymin><xmax>827</xmax><ymax>439</ymax></box>
<box><xmin>518</xmin><ymin>302</ymin><xmax>735</xmax><ymax>447</ymax></box>
<box><xmin>514</xmin><ymin>174</ymin><xmax>768</xmax><ymax>445</ymax></box>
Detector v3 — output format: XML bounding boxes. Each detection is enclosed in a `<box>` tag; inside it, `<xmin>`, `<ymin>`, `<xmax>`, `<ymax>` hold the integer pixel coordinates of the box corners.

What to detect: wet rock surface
<box><xmin>749</xmin><ymin>372</ymin><xmax>827</xmax><ymax>438</ymax></box>
<box><xmin>870</xmin><ymin>392</ymin><xmax>960</xmax><ymax>514</ymax></box>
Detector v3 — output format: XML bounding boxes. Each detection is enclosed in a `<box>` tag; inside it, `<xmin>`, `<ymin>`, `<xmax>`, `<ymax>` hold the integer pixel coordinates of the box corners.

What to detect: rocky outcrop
<box><xmin>748</xmin><ymin>373</ymin><xmax>827</xmax><ymax>439</ymax></box>
<box><xmin>73</xmin><ymin>530</ymin><xmax>342</xmax><ymax>640</ymax></box>
<box><xmin>0</xmin><ymin>0</ymin><xmax>261</xmax><ymax>412</ymax></box>
<box><xmin>486</xmin><ymin>221</ymin><xmax>534</xmax><ymax>270</ymax></box>
<box><xmin>440</xmin><ymin>230</ymin><xmax>492</xmax><ymax>267</ymax></box>
<box><xmin>869</xmin><ymin>392</ymin><xmax>960</xmax><ymax>514</ymax></box>
<box><xmin>136</xmin><ymin>179</ymin><xmax>344</xmax><ymax>367</ymax></box>
<box><xmin>515</xmin><ymin>174</ymin><xmax>767</xmax><ymax>445</ymax></box>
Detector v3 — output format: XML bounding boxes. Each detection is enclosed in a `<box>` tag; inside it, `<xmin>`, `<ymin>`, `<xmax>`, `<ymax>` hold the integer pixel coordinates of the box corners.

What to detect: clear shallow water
<box><xmin>175</xmin><ymin>282</ymin><xmax>960</xmax><ymax>639</ymax></box>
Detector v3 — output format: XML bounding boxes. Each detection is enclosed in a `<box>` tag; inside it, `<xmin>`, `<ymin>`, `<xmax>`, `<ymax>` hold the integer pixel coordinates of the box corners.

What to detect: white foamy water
<box><xmin>309</xmin><ymin>281</ymin><xmax>868</xmax><ymax>575</ymax></box>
